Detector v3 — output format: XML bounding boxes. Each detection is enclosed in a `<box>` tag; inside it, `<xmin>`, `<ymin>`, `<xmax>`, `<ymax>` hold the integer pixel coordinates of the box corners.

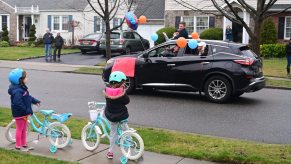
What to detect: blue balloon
<box><xmin>188</xmin><ymin>39</ymin><xmax>198</xmax><ymax>49</ymax></box>
<box><xmin>151</xmin><ymin>33</ymin><xmax>158</xmax><ymax>42</ymax></box>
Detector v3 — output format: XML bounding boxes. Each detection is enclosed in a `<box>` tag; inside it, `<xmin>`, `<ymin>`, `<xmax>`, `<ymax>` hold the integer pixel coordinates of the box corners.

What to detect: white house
<box><xmin>0</xmin><ymin>0</ymin><xmax>165</xmax><ymax>46</ymax></box>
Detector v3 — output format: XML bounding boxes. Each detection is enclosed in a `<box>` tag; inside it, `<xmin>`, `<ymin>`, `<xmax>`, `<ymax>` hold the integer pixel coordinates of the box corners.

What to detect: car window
<box><xmin>147</xmin><ymin>44</ymin><xmax>179</xmax><ymax>57</ymax></box>
<box><xmin>84</xmin><ymin>34</ymin><xmax>102</xmax><ymax>39</ymax></box>
<box><xmin>184</xmin><ymin>44</ymin><xmax>209</xmax><ymax>56</ymax></box>
<box><xmin>110</xmin><ymin>33</ymin><xmax>120</xmax><ymax>39</ymax></box>
<box><xmin>123</xmin><ymin>32</ymin><xmax>134</xmax><ymax>39</ymax></box>
<box><xmin>133</xmin><ymin>33</ymin><xmax>141</xmax><ymax>40</ymax></box>
<box><xmin>212</xmin><ymin>45</ymin><xmax>234</xmax><ymax>55</ymax></box>
<box><xmin>240</xmin><ymin>46</ymin><xmax>258</xmax><ymax>58</ymax></box>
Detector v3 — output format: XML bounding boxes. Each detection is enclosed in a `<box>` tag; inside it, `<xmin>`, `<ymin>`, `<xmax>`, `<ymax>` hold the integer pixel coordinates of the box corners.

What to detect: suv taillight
<box><xmin>120</xmin><ymin>38</ymin><xmax>125</xmax><ymax>45</ymax></box>
<box><xmin>234</xmin><ymin>58</ymin><xmax>254</xmax><ymax>66</ymax></box>
<box><xmin>79</xmin><ymin>40</ymin><xmax>83</xmax><ymax>44</ymax></box>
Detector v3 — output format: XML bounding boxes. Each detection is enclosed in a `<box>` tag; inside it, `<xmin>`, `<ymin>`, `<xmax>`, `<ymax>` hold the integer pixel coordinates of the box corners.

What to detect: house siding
<box><xmin>0</xmin><ymin>1</ymin><xmax>16</xmax><ymax>43</ymax></box>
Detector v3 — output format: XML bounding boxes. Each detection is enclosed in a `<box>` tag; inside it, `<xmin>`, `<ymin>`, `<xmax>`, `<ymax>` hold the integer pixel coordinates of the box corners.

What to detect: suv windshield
<box><xmin>239</xmin><ymin>46</ymin><xmax>258</xmax><ymax>58</ymax></box>
<box><xmin>84</xmin><ymin>34</ymin><xmax>102</xmax><ymax>39</ymax></box>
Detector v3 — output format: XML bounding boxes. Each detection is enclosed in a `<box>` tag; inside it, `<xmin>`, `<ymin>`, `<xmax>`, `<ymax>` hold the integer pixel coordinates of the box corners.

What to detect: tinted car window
<box><xmin>84</xmin><ymin>34</ymin><xmax>102</xmax><ymax>39</ymax></box>
<box><xmin>133</xmin><ymin>33</ymin><xmax>141</xmax><ymax>39</ymax></box>
<box><xmin>110</xmin><ymin>33</ymin><xmax>120</xmax><ymax>39</ymax></box>
<box><xmin>212</xmin><ymin>45</ymin><xmax>233</xmax><ymax>54</ymax></box>
<box><xmin>240</xmin><ymin>46</ymin><xmax>258</xmax><ymax>58</ymax></box>
<box><xmin>147</xmin><ymin>44</ymin><xmax>179</xmax><ymax>57</ymax></box>
<box><xmin>184</xmin><ymin>45</ymin><xmax>209</xmax><ymax>56</ymax></box>
<box><xmin>123</xmin><ymin>32</ymin><xmax>134</xmax><ymax>39</ymax></box>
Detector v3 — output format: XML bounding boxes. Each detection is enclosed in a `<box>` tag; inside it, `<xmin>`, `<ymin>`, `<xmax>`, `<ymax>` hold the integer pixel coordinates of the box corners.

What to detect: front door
<box><xmin>232</xmin><ymin>22</ymin><xmax>243</xmax><ymax>43</ymax></box>
<box><xmin>24</xmin><ymin>16</ymin><xmax>32</xmax><ymax>39</ymax></box>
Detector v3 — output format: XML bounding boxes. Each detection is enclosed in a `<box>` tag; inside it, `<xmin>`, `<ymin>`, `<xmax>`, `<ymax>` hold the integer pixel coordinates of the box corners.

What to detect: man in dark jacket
<box><xmin>53</xmin><ymin>32</ymin><xmax>64</xmax><ymax>62</ymax></box>
<box><xmin>43</xmin><ymin>28</ymin><xmax>54</xmax><ymax>62</ymax></box>
<box><xmin>286</xmin><ymin>38</ymin><xmax>291</xmax><ymax>78</ymax></box>
<box><xmin>173</xmin><ymin>22</ymin><xmax>189</xmax><ymax>39</ymax></box>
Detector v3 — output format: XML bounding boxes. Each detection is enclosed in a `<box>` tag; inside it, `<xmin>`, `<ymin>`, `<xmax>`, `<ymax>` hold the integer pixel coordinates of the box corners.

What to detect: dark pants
<box><xmin>53</xmin><ymin>47</ymin><xmax>62</xmax><ymax>60</ymax></box>
<box><xmin>287</xmin><ymin>56</ymin><xmax>291</xmax><ymax>68</ymax></box>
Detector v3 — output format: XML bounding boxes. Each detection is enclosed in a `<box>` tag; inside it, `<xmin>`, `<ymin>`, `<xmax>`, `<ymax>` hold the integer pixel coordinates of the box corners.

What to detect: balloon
<box><xmin>188</xmin><ymin>39</ymin><xmax>198</xmax><ymax>49</ymax></box>
<box><xmin>125</xmin><ymin>12</ymin><xmax>138</xmax><ymax>30</ymax></box>
<box><xmin>151</xmin><ymin>33</ymin><xmax>158</xmax><ymax>42</ymax></box>
<box><xmin>176</xmin><ymin>37</ymin><xmax>187</xmax><ymax>48</ymax></box>
<box><xmin>191</xmin><ymin>32</ymin><xmax>199</xmax><ymax>39</ymax></box>
<box><xmin>139</xmin><ymin>15</ymin><xmax>147</xmax><ymax>24</ymax></box>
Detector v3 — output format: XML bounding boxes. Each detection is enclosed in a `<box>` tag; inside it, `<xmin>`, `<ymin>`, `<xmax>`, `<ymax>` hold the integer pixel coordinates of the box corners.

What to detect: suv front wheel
<box><xmin>204</xmin><ymin>75</ymin><xmax>232</xmax><ymax>103</ymax></box>
<box><xmin>125</xmin><ymin>77</ymin><xmax>135</xmax><ymax>94</ymax></box>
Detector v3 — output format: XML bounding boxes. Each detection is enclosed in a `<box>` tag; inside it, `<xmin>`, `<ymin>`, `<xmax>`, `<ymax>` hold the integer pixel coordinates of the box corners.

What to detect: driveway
<box><xmin>23</xmin><ymin>52</ymin><xmax>106</xmax><ymax>66</ymax></box>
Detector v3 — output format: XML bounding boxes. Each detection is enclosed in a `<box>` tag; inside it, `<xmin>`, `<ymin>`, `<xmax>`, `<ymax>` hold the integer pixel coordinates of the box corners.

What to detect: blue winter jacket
<box><xmin>8</xmin><ymin>84</ymin><xmax>40</xmax><ymax>118</ymax></box>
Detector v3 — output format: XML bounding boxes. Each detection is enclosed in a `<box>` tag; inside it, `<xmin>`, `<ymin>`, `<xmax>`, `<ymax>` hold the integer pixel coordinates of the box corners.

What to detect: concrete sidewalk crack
<box><xmin>176</xmin><ymin>157</ymin><xmax>184</xmax><ymax>164</ymax></box>
<box><xmin>76</xmin><ymin>147</ymin><xmax>109</xmax><ymax>162</ymax></box>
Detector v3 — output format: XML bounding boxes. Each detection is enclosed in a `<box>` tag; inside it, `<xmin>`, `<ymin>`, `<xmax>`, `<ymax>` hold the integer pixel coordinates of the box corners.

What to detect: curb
<box><xmin>16</xmin><ymin>52</ymin><xmax>80</xmax><ymax>61</ymax></box>
<box><xmin>265</xmin><ymin>86</ymin><xmax>291</xmax><ymax>90</ymax></box>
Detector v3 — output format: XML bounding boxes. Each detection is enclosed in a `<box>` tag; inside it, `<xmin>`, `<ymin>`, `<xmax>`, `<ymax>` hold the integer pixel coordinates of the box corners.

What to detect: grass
<box><xmin>1</xmin><ymin>107</ymin><xmax>291</xmax><ymax>163</ymax></box>
<box><xmin>0</xmin><ymin>47</ymin><xmax>80</xmax><ymax>60</ymax></box>
<box><xmin>94</xmin><ymin>61</ymin><xmax>106</xmax><ymax>67</ymax></box>
<box><xmin>263</xmin><ymin>58</ymin><xmax>288</xmax><ymax>78</ymax></box>
<box><xmin>0</xmin><ymin>148</ymin><xmax>72</xmax><ymax>164</ymax></box>
<box><xmin>73</xmin><ymin>67</ymin><xmax>103</xmax><ymax>75</ymax></box>
<box><xmin>266</xmin><ymin>78</ymin><xmax>291</xmax><ymax>88</ymax></box>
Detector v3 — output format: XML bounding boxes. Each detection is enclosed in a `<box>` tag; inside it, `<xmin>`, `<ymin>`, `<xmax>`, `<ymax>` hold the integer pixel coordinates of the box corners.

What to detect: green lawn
<box><xmin>0</xmin><ymin>47</ymin><xmax>80</xmax><ymax>60</ymax></box>
<box><xmin>1</xmin><ymin>107</ymin><xmax>291</xmax><ymax>163</ymax></box>
<box><xmin>73</xmin><ymin>67</ymin><xmax>103</xmax><ymax>75</ymax></box>
<box><xmin>263</xmin><ymin>58</ymin><xmax>288</xmax><ymax>78</ymax></box>
<box><xmin>266</xmin><ymin>78</ymin><xmax>291</xmax><ymax>88</ymax></box>
<box><xmin>0</xmin><ymin>148</ymin><xmax>72</xmax><ymax>164</ymax></box>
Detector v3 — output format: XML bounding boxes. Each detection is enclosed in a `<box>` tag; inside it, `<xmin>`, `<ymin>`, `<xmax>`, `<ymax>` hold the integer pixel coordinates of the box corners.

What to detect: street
<box><xmin>1</xmin><ymin>68</ymin><xmax>291</xmax><ymax>144</ymax></box>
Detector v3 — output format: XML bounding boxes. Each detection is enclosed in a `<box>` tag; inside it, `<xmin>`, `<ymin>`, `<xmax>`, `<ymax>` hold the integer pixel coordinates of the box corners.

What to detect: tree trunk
<box><xmin>105</xmin><ymin>19</ymin><xmax>111</xmax><ymax>61</ymax></box>
<box><xmin>251</xmin><ymin>18</ymin><xmax>263</xmax><ymax>56</ymax></box>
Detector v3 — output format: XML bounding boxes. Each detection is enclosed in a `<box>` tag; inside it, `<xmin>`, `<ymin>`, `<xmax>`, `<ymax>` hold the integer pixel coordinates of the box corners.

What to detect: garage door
<box><xmin>137</xmin><ymin>24</ymin><xmax>164</xmax><ymax>47</ymax></box>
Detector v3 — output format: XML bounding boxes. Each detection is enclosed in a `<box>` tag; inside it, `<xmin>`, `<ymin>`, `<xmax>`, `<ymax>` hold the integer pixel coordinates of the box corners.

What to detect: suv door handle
<box><xmin>167</xmin><ymin>64</ymin><xmax>176</xmax><ymax>67</ymax></box>
<box><xmin>201</xmin><ymin>62</ymin><xmax>210</xmax><ymax>65</ymax></box>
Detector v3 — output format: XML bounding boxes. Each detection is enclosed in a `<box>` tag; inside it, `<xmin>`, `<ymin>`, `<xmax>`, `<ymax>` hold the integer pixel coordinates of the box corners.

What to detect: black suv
<box><xmin>102</xmin><ymin>40</ymin><xmax>265</xmax><ymax>103</ymax></box>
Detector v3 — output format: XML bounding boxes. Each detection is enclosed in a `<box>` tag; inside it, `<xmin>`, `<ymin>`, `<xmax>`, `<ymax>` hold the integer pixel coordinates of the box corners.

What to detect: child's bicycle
<box><xmin>81</xmin><ymin>102</ymin><xmax>144</xmax><ymax>163</ymax></box>
<box><xmin>5</xmin><ymin>109</ymin><xmax>72</xmax><ymax>153</ymax></box>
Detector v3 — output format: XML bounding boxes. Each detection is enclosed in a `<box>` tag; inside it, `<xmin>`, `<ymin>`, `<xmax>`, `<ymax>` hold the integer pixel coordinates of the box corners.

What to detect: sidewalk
<box><xmin>0</xmin><ymin>127</ymin><xmax>214</xmax><ymax>164</ymax></box>
<box><xmin>0</xmin><ymin>60</ymin><xmax>102</xmax><ymax>72</ymax></box>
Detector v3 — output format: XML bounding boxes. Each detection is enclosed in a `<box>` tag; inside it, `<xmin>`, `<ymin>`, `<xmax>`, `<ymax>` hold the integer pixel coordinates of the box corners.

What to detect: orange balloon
<box><xmin>191</xmin><ymin>32</ymin><xmax>199</xmax><ymax>39</ymax></box>
<box><xmin>176</xmin><ymin>37</ymin><xmax>187</xmax><ymax>48</ymax></box>
<box><xmin>139</xmin><ymin>15</ymin><xmax>147</xmax><ymax>24</ymax></box>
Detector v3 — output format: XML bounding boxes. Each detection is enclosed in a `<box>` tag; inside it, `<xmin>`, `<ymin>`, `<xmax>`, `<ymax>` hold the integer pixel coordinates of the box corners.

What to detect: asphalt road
<box><xmin>24</xmin><ymin>53</ymin><xmax>106</xmax><ymax>66</ymax></box>
<box><xmin>1</xmin><ymin>68</ymin><xmax>291</xmax><ymax>144</ymax></box>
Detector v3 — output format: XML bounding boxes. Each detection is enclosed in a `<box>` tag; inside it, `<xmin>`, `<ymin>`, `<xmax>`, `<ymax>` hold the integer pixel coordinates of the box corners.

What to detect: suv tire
<box><xmin>204</xmin><ymin>75</ymin><xmax>232</xmax><ymax>103</ymax></box>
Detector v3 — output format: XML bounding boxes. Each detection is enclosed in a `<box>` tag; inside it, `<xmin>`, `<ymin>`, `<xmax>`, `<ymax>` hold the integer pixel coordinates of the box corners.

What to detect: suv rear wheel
<box><xmin>204</xmin><ymin>75</ymin><xmax>232</xmax><ymax>103</ymax></box>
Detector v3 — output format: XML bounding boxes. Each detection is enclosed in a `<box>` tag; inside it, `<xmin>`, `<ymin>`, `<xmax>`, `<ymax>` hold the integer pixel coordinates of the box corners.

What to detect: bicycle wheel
<box><xmin>81</xmin><ymin>124</ymin><xmax>101</xmax><ymax>151</ymax></box>
<box><xmin>47</xmin><ymin>122</ymin><xmax>71</xmax><ymax>148</ymax></box>
<box><xmin>120</xmin><ymin>131</ymin><xmax>144</xmax><ymax>160</ymax></box>
<box><xmin>5</xmin><ymin>120</ymin><xmax>31</xmax><ymax>143</ymax></box>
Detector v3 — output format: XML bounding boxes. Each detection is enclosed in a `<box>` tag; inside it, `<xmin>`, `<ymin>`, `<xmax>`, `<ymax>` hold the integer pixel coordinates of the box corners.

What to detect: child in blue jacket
<box><xmin>8</xmin><ymin>68</ymin><xmax>40</xmax><ymax>151</ymax></box>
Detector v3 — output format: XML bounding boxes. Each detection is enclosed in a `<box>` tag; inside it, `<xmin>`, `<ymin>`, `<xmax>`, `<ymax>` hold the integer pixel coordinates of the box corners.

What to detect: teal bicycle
<box><xmin>81</xmin><ymin>102</ymin><xmax>144</xmax><ymax>163</ymax></box>
<box><xmin>5</xmin><ymin>109</ymin><xmax>72</xmax><ymax>153</ymax></box>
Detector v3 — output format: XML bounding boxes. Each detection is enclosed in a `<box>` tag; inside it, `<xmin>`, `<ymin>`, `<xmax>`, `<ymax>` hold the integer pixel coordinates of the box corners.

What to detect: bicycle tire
<box><xmin>5</xmin><ymin>120</ymin><xmax>31</xmax><ymax>143</ymax></box>
<box><xmin>47</xmin><ymin>122</ymin><xmax>71</xmax><ymax>148</ymax></box>
<box><xmin>81</xmin><ymin>124</ymin><xmax>101</xmax><ymax>151</ymax></box>
<box><xmin>120</xmin><ymin>131</ymin><xmax>144</xmax><ymax>160</ymax></box>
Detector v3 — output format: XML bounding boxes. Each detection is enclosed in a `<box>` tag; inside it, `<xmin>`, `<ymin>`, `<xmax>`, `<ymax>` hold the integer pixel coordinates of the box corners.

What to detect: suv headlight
<box><xmin>107</xmin><ymin>59</ymin><xmax>115</xmax><ymax>65</ymax></box>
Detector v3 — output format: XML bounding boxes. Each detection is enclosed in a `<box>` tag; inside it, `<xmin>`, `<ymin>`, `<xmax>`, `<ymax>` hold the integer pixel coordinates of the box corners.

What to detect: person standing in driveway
<box><xmin>43</xmin><ymin>28</ymin><xmax>54</xmax><ymax>62</ymax></box>
<box><xmin>286</xmin><ymin>38</ymin><xmax>291</xmax><ymax>78</ymax></box>
<box><xmin>53</xmin><ymin>32</ymin><xmax>64</xmax><ymax>62</ymax></box>
<box><xmin>173</xmin><ymin>22</ymin><xmax>189</xmax><ymax>39</ymax></box>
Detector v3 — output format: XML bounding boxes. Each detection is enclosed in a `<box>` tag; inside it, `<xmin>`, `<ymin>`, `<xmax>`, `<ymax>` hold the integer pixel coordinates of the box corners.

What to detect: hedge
<box><xmin>260</xmin><ymin>44</ymin><xmax>286</xmax><ymax>58</ymax></box>
<box><xmin>200</xmin><ymin>28</ymin><xmax>223</xmax><ymax>40</ymax></box>
<box><xmin>0</xmin><ymin>41</ymin><xmax>9</xmax><ymax>47</ymax></box>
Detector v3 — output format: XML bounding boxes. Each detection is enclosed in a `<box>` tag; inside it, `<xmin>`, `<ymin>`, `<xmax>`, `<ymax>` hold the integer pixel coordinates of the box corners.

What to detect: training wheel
<box><xmin>120</xmin><ymin>155</ymin><xmax>128</xmax><ymax>164</ymax></box>
<box><xmin>50</xmin><ymin>145</ymin><xmax>57</xmax><ymax>153</ymax></box>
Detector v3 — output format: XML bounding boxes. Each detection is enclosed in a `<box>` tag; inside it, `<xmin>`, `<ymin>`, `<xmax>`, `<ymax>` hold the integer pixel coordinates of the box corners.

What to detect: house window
<box><xmin>285</xmin><ymin>17</ymin><xmax>291</xmax><ymax>38</ymax></box>
<box><xmin>182</xmin><ymin>16</ymin><xmax>209</xmax><ymax>34</ymax></box>
<box><xmin>52</xmin><ymin>16</ymin><xmax>69</xmax><ymax>31</ymax></box>
<box><xmin>196</xmin><ymin>17</ymin><xmax>209</xmax><ymax>34</ymax></box>
<box><xmin>183</xmin><ymin>17</ymin><xmax>194</xmax><ymax>34</ymax></box>
<box><xmin>113</xmin><ymin>18</ymin><xmax>123</xmax><ymax>30</ymax></box>
<box><xmin>95</xmin><ymin>17</ymin><xmax>101</xmax><ymax>32</ymax></box>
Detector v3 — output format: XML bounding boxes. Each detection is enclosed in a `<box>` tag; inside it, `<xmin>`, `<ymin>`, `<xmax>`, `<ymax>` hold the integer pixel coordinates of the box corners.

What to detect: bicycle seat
<box><xmin>39</xmin><ymin>110</ymin><xmax>55</xmax><ymax>116</ymax></box>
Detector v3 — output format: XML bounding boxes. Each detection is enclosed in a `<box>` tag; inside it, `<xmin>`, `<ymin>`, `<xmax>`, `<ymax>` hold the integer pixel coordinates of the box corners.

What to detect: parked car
<box><xmin>78</xmin><ymin>33</ymin><xmax>103</xmax><ymax>54</ymax></box>
<box><xmin>102</xmin><ymin>40</ymin><xmax>265</xmax><ymax>103</ymax></box>
<box><xmin>99</xmin><ymin>31</ymin><xmax>150</xmax><ymax>56</ymax></box>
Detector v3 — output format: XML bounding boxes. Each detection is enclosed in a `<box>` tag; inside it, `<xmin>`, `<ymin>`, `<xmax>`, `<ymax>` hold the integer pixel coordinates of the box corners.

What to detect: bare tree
<box><xmin>174</xmin><ymin>0</ymin><xmax>291</xmax><ymax>55</ymax></box>
<box><xmin>87</xmin><ymin>0</ymin><xmax>134</xmax><ymax>60</ymax></box>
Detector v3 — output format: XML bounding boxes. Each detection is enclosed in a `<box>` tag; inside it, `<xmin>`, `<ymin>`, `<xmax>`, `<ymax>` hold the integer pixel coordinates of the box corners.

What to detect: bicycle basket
<box><xmin>88</xmin><ymin>102</ymin><xmax>106</xmax><ymax>121</ymax></box>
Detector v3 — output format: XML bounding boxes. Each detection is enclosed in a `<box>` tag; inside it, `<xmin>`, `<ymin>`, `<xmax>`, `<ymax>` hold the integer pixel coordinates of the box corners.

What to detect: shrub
<box><xmin>29</xmin><ymin>24</ymin><xmax>36</xmax><ymax>42</ymax></box>
<box><xmin>1</xmin><ymin>26</ymin><xmax>9</xmax><ymax>42</ymax></box>
<box><xmin>260</xmin><ymin>44</ymin><xmax>286</xmax><ymax>58</ymax></box>
<box><xmin>200</xmin><ymin>28</ymin><xmax>223</xmax><ymax>40</ymax></box>
<box><xmin>155</xmin><ymin>27</ymin><xmax>176</xmax><ymax>44</ymax></box>
<box><xmin>30</xmin><ymin>43</ymin><xmax>36</xmax><ymax>47</ymax></box>
<box><xmin>260</xmin><ymin>18</ymin><xmax>277</xmax><ymax>44</ymax></box>
<box><xmin>16</xmin><ymin>42</ymin><xmax>30</xmax><ymax>47</ymax></box>
<box><xmin>35</xmin><ymin>38</ymin><xmax>44</xmax><ymax>47</ymax></box>
<box><xmin>0</xmin><ymin>41</ymin><xmax>9</xmax><ymax>47</ymax></box>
